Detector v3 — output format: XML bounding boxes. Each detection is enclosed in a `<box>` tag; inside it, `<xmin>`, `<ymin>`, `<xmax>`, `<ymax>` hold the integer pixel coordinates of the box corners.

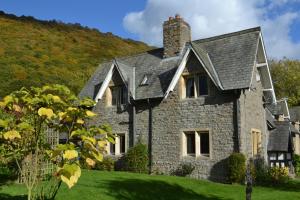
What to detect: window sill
<box><xmin>182</xmin><ymin>155</ymin><xmax>211</xmax><ymax>160</ymax></box>
<box><xmin>180</xmin><ymin>95</ymin><xmax>209</xmax><ymax>101</ymax></box>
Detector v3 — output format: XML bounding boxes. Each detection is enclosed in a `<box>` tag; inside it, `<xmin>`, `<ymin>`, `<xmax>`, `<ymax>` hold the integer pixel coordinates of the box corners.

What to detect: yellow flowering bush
<box><xmin>269</xmin><ymin>166</ymin><xmax>289</xmax><ymax>183</ymax></box>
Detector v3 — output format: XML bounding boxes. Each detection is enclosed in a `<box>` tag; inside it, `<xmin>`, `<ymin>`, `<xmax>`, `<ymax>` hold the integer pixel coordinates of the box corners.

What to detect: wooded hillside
<box><xmin>0</xmin><ymin>11</ymin><xmax>151</xmax><ymax>97</ymax></box>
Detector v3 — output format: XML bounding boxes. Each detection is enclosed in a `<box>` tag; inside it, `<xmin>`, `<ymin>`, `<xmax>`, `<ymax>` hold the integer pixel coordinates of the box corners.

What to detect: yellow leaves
<box><xmin>86</xmin><ymin>110</ymin><xmax>96</xmax><ymax>117</ymax></box>
<box><xmin>59</xmin><ymin>164</ymin><xmax>81</xmax><ymax>189</ymax></box>
<box><xmin>13</xmin><ymin>104</ymin><xmax>21</xmax><ymax>112</ymax></box>
<box><xmin>98</xmin><ymin>140</ymin><xmax>107</xmax><ymax>148</ymax></box>
<box><xmin>52</xmin><ymin>95</ymin><xmax>62</xmax><ymax>103</ymax></box>
<box><xmin>85</xmin><ymin>158</ymin><xmax>95</xmax><ymax>167</ymax></box>
<box><xmin>82</xmin><ymin>136</ymin><xmax>96</xmax><ymax>145</ymax></box>
<box><xmin>38</xmin><ymin>107</ymin><xmax>54</xmax><ymax>119</ymax></box>
<box><xmin>63</xmin><ymin>150</ymin><xmax>78</xmax><ymax>160</ymax></box>
<box><xmin>76</xmin><ymin>119</ymin><xmax>84</xmax><ymax>124</ymax></box>
<box><xmin>3</xmin><ymin>130</ymin><xmax>21</xmax><ymax>140</ymax></box>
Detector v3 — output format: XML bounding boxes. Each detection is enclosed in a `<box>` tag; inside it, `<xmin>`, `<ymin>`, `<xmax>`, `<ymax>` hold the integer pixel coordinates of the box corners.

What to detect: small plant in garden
<box><xmin>95</xmin><ymin>157</ymin><xmax>115</xmax><ymax>171</ymax></box>
<box><xmin>227</xmin><ymin>153</ymin><xmax>246</xmax><ymax>183</ymax></box>
<box><xmin>171</xmin><ymin>163</ymin><xmax>195</xmax><ymax>177</ymax></box>
<box><xmin>268</xmin><ymin>166</ymin><xmax>289</xmax><ymax>184</ymax></box>
<box><xmin>0</xmin><ymin>84</ymin><xmax>114</xmax><ymax>200</ymax></box>
<box><xmin>125</xmin><ymin>142</ymin><xmax>148</xmax><ymax>173</ymax></box>
<box><xmin>293</xmin><ymin>154</ymin><xmax>300</xmax><ymax>177</ymax></box>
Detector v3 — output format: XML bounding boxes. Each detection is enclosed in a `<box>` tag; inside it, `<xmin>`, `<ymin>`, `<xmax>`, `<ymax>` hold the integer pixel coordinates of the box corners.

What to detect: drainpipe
<box><xmin>147</xmin><ymin>98</ymin><xmax>153</xmax><ymax>174</ymax></box>
<box><xmin>234</xmin><ymin>90</ymin><xmax>241</xmax><ymax>153</ymax></box>
<box><xmin>131</xmin><ymin>102</ymin><xmax>136</xmax><ymax>147</ymax></box>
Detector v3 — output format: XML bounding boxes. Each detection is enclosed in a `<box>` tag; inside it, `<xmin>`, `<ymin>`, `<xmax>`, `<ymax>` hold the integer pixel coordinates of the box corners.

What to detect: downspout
<box><xmin>147</xmin><ymin>98</ymin><xmax>153</xmax><ymax>174</ymax></box>
<box><xmin>131</xmin><ymin>101</ymin><xmax>136</xmax><ymax>147</ymax></box>
<box><xmin>234</xmin><ymin>90</ymin><xmax>241</xmax><ymax>152</ymax></box>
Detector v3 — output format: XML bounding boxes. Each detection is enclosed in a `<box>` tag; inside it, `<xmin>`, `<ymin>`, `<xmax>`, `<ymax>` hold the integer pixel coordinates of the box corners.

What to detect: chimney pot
<box><xmin>175</xmin><ymin>14</ymin><xmax>181</xmax><ymax>19</ymax></box>
<box><xmin>169</xmin><ymin>16</ymin><xmax>174</xmax><ymax>20</ymax></box>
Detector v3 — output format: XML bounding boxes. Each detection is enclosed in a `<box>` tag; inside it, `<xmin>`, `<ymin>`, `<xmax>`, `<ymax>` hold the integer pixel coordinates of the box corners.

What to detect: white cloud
<box><xmin>123</xmin><ymin>0</ymin><xmax>300</xmax><ymax>59</ymax></box>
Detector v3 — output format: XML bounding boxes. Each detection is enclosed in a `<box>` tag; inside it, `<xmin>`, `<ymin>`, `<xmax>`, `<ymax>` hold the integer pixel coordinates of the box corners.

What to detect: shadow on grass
<box><xmin>99</xmin><ymin>178</ymin><xmax>231</xmax><ymax>200</ymax></box>
<box><xmin>258</xmin><ymin>179</ymin><xmax>300</xmax><ymax>192</ymax></box>
<box><xmin>0</xmin><ymin>193</ymin><xmax>26</xmax><ymax>200</ymax></box>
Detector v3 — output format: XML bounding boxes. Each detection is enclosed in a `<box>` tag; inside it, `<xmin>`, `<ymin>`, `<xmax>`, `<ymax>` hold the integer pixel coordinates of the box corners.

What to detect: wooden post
<box><xmin>246</xmin><ymin>160</ymin><xmax>253</xmax><ymax>200</ymax></box>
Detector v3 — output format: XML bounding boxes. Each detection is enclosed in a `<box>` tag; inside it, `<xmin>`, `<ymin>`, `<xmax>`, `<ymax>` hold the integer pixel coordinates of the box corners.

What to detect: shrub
<box><xmin>253</xmin><ymin>158</ymin><xmax>270</xmax><ymax>185</ymax></box>
<box><xmin>227</xmin><ymin>153</ymin><xmax>246</xmax><ymax>183</ymax></box>
<box><xmin>171</xmin><ymin>163</ymin><xmax>195</xmax><ymax>177</ymax></box>
<box><xmin>293</xmin><ymin>154</ymin><xmax>300</xmax><ymax>176</ymax></box>
<box><xmin>95</xmin><ymin>157</ymin><xmax>115</xmax><ymax>171</ymax></box>
<box><xmin>269</xmin><ymin>166</ymin><xmax>289</xmax><ymax>184</ymax></box>
<box><xmin>125</xmin><ymin>143</ymin><xmax>148</xmax><ymax>173</ymax></box>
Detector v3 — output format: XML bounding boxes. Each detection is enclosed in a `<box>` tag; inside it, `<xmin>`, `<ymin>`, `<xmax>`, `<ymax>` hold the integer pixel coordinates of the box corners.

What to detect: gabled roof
<box><xmin>268</xmin><ymin>121</ymin><xmax>291</xmax><ymax>152</ymax></box>
<box><xmin>79</xmin><ymin>27</ymin><xmax>263</xmax><ymax>100</ymax></box>
<box><xmin>290</xmin><ymin>106</ymin><xmax>300</xmax><ymax>122</ymax></box>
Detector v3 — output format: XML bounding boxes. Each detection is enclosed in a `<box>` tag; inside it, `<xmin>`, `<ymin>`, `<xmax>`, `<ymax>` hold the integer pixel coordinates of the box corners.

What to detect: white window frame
<box><xmin>182</xmin><ymin>129</ymin><xmax>211</xmax><ymax>158</ymax></box>
<box><xmin>107</xmin><ymin>133</ymin><xmax>127</xmax><ymax>155</ymax></box>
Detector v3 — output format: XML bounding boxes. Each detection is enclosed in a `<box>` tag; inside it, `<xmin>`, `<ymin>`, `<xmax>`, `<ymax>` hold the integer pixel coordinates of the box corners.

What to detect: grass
<box><xmin>1</xmin><ymin>170</ymin><xmax>300</xmax><ymax>200</ymax></box>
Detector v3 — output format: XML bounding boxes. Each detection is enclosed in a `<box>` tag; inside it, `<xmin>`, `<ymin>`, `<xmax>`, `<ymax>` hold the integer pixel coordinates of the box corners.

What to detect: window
<box><xmin>108</xmin><ymin>133</ymin><xmax>126</xmax><ymax>155</ymax></box>
<box><xmin>186</xmin><ymin>77</ymin><xmax>195</xmax><ymax>98</ymax></box>
<box><xmin>198</xmin><ymin>76</ymin><xmax>208</xmax><ymax>96</ymax></box>
<box><xmin>186</xmin><ymin>132</ymin><xmax>196</xmax><ymax>155</ymax></box>
<box><xmin>140</xmin><ymin>75</ymin><xmax>149</xmax><ymax>86</ymax></box>
<box><xmin>111</xmin><ymin>86</ymin><xmax>127</xmax><ymax>106</ymax></box>
<box><xmin>183</xmin><ymin>74</ymin><xmax>209</xmax><ymax>99</ymax></box>
<box><xmin>200</xmin><ymin>132</ymin><xmax>209</xmax><ymax>156</ymax></box>
<box><xmin>251</xmin><ymin>129</ymin><xmax>262</xmax><ymax>156</ymax></box>
<box><xmin>183</xmin><ymin>131</ymin><xmax>210</xmax><ymax>157</ymax></box>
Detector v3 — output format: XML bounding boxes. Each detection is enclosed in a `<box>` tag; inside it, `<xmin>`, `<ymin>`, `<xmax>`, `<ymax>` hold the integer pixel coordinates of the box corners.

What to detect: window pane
<box><xmin>186</xmin><ymin>77</ymin><xmax>195</xmax><ymax>98</ymax></box>
<box><xmin>186</xmin><ymin>133</ymin><xmax>195</xmax><ymax>155</ymax></box>
<box><xmin>120</xmin><ymin>86</ymin><xmax>127</xmax><ymax>105</ymax></box>
<box><xmin>110</xmin><ymin>143</ymin><xmax>115</xmax><ymax>155</ymax></box>
<box><xmin>200</xmin><ymin>132</ymin><xmax>209</xmax><ymax>156</ymax></box>
<box><xmin>286</xmin><ymin>153</ymin><xmax>291</xmax><ymax>160</ymax></box>
<box><xmin>278</xmin><ymin>153</ymin><xmax>284</xmax><ymax>160</ymax></box>
<box><xmin>119</xmin><ymin>134</ymin><xmax>126</xmax><ymax>154</ymax></box>
<box><xmin>269</xmin><ymin>153</ymin><xmax>277</xmax><ymax>160</ymax></box>
<box><xmin>111</xmin><ymin>87</ymin><xmax>118</xmax><ymax>105</ymax></box>
<box><xmin>198</xmin><ymin>76</ymin><xmax>208</xmax><ymax>95</ymax></box>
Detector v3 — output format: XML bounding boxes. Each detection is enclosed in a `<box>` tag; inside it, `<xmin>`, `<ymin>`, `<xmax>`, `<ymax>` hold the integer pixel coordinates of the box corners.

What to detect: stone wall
<box><xmin>239</xmin><ymin>66</ymin><xmax>269</xmax><ymax>161</ymax></box>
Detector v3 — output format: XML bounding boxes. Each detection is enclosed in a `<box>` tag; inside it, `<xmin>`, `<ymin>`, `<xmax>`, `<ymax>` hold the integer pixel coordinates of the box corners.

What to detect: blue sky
<box><xmin>0</xmin><ymin>0</ymin><xmax>145</xmax><ymax>40</ymax></box>
<box><xmin>0</xmin><ymin>0</ymin><xmax>300</xmax><ymax>59</ymax></box>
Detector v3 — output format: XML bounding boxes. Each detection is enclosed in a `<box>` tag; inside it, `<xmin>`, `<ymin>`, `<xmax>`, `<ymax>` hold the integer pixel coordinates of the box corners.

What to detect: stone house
<box><xmin>79</xmin><ymin>15</ymin><xmax>279</xmax><ymax>180</ymax></box>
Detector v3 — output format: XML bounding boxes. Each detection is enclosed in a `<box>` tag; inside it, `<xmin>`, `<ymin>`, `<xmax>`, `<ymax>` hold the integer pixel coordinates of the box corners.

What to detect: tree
<box><xmin>0</xmin><ymin>84</ymin><xmax>114</xmax><ymax>200</ymax></box>
<box><xmin>270</xmin><ymin>59</ymin><xmax>300</xmax><ymax>107</ymax></box>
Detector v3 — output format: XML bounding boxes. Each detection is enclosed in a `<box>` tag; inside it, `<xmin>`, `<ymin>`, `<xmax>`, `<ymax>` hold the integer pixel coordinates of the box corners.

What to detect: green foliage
<box><xmin>125</xmin><ymin>143</ymin><xmax>149</xmax><ymax>173</ymax></box>
<box><xmin>0</xmin><ymin>11</ymin><xmax>151</xmax><ymax>98</ymax></box>
<box><xmin>0</xmin><ymin>84</ymin><xmax>114</xmax><ymax>199</ymax></box>
<box><xmin>293</xmin><ymin>154</ymin><xmax>300</xmax><ymax>176</ymax></box>
<box><xmin>171</xmin><ymin>163</ymin><xmax>195</xmax><ymax>177</ymax></box>
<box><xmin>95</xmin><ymin>157</ymin><xmax>115</xmax><ymax>171</ymax></box>
<box><xmin>227</xmin><ymin>153</ymin><xmax>246</xmax><ymax>183</ymax></box>
<box><xmin>253</xmin><ymin>158</ymin><xmax>270</xmax><ymax>185</ymax></box>
<box><xmin>270</xmin><ymin>59</ymin><xmax>300</xmax><ymax>106</ymax></box>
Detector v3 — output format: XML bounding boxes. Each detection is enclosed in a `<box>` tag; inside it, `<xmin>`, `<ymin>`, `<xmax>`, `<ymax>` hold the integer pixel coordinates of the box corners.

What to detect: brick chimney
<box><xmin>163</xmin><ymin>14</ymin><xmax>191</xmax><ymax>58</ymax></box>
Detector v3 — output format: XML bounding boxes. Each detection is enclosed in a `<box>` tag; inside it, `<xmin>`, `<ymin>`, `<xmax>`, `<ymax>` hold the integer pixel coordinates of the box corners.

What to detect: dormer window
<box><xmin>182</xmin><ymin>74</ymin><xmax>209</xmax><ymax>99</ymax></box>
<box><xmin>140</xmin><ymin>75</ymin><xmax>148</xmax><ymax>86</ymax></box>
<box><xmin>111</xmin><ymin>85</ymin><xmax>127</xmax><ymax>106</ymax></box>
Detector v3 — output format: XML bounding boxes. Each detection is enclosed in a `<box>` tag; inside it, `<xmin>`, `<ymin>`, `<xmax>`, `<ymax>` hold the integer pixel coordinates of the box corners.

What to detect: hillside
<box><xmin>0</xmin><ymin>11</ymin><xmax>151</xmax><ymax>97</ymax></box>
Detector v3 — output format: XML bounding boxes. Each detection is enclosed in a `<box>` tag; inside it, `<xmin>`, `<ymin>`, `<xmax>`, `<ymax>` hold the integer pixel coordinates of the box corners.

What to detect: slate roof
<box><xmin>268</xmin><ymin>121</ymin><xmax>291</xmax><ymax>152</ymax></box>
<box><xmin>79</xmin><ymin>27</ymin><xmax>261</xmax><ymax>100</ymax></box>
<box><xmin>290</xmin><ymin>106</ymin><xmax>300</xmax><ymax>122</ymax></box>
<box><xmin>266</xmin><ymin>108</ymin><xmax>276</xmax><ymax>129</ymax></box>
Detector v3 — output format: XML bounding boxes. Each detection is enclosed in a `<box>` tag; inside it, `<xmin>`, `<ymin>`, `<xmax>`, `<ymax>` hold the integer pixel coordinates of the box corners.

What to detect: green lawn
<box><xmin>1</xmin><ymin>170</ymin><xmax>300</xmax><ymax>200</ymax></box>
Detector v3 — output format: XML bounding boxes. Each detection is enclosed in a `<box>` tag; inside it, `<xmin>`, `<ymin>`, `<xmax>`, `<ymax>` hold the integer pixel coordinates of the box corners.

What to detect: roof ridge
<box><xmin>192</xmin><ymin>26</ymin><xmax>261</xmax><ymax>43</ymax></box>
<box><xmin>114</xmin><ymin>48</ymin><xmax>163</xmax><ymax>60</ymax></box>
